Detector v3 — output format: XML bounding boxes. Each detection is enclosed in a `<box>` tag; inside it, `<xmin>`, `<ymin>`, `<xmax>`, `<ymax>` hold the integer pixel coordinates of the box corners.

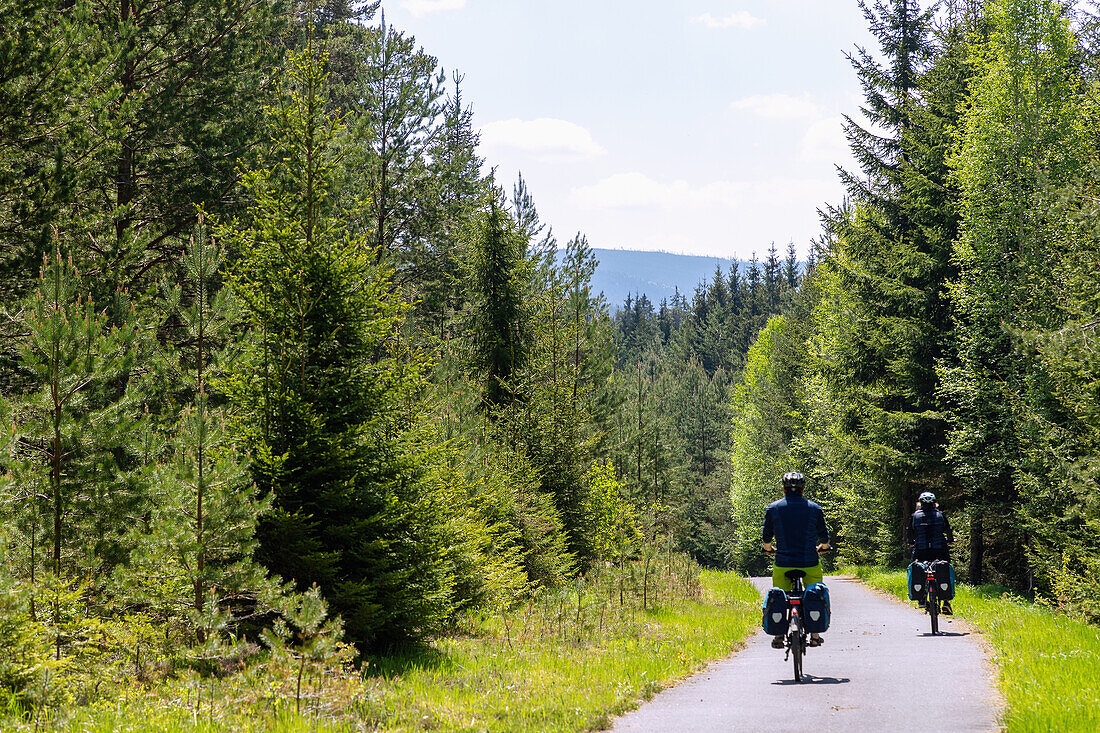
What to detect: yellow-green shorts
<box><xmin>772</xmin><ymin>563</ymin><xmax>823</xmax><ymax>591</ymax></box>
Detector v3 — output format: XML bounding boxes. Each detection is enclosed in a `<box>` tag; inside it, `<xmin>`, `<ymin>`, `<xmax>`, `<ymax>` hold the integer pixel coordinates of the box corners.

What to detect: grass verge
<box><xmin>851</xmin><ymin>566</ymin><xmax>1100</xmax><ymax>732</ymax></box>
<box><xmin>355</xmin><ymin>570</ymin><xmax>758</xmax><ymax>732</ymax></box>
<box><xmin>25</xmin><ymin>569</ymin><xmax>759</xmax><ymax>732</ymax></box>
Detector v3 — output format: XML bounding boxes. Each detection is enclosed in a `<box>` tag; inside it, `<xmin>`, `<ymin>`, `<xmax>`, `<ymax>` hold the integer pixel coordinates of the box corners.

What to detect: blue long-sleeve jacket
<box><xmin>762</xmin><ymin>493</ymin><xmax>830</xmax><ymax>568</ymax></box>
<box><xmin>909</xmin><ymin>507</ymin><xmax>953</xmax><ymax>551</ymax></box>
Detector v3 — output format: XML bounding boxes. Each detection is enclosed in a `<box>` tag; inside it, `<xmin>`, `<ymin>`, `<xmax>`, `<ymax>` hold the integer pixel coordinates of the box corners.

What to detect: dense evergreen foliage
<box><xmin>729</xmin><ymin>0</ymin><xmax>1100</xmax><ymax>623</ymax></box>
<box><xmin>3</xmin><ymin>0</ymin><xmax>1100</xmax><ymax>724</ymax></box>
<box><xmin>0</xmin><ymin>2</ymin><xmax>700</xmax><ymax>715</ymax></box>
<box><xmin>609</xmin><ymin>245</ymin><xmax>797</xmax><ymax>568</ymax></box>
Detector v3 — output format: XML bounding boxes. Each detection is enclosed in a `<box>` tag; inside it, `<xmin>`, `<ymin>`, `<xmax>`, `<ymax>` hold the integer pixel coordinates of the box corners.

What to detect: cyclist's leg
<box><xmin>772</xmin><ymin>565</ymin><xmax>795</xmax><ymax>592</ymax></box>
<box><xmin>802</xmin><ymin>563</ymin><xmax>823</xmax><ymax>587</ymax></box>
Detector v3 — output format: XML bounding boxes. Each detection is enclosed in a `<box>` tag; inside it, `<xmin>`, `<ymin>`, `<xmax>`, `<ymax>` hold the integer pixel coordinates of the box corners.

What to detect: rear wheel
<box><xmin>790</xmin><ymin>614</ymin><xmax>803</xmax><ymax>682</ymax></box>
<box><xmin>928</xmin><ymin>592</ymin><xmax>939</xmax><ymax>635</ymax></box>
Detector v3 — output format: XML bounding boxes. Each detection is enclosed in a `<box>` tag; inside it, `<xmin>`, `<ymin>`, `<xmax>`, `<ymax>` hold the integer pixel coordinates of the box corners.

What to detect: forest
<box><xmin>1</xmin><ymin>0</ymin><xmax>1099</xmax><ymax>727</ymax></box>
<box><xmin>727</xmin><ymin>0</ymin><xmax>1100</xmax><ymax>624</ymax></box>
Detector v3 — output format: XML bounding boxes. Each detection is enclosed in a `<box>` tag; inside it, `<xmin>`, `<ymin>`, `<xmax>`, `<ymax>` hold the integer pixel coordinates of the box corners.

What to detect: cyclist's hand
<box><xmin>762</xmin><ymin>541</ymin><xmax>774</xmax><ymax>554</ymax></box>
<box><xmin>816</xmin><ymin>543</ymin><xmax>831</xmax><ymax>552</ymax></box>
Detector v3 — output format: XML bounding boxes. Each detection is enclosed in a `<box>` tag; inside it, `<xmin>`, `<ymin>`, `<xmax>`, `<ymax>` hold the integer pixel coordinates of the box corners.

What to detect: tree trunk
<box><xmin>636</xmin><ymin>364</ymin><xmax>643</xmax><ymax>489</ymax></box>
<box><xmin>899</xmin><ymin>488</ymin><xmax>912</xmax><ymax>557</ymax></box>
<box><xmin>29</xmin><ymin>509</ymin><xmax>36</xmax><ymax>622</ymax></box>
<box><xmin>116</xmin><ymin>0</ymin><xmax>136</xmax><ymax>243</ymax></box>
<box><xmin>572</xmin><ymin>264</ymin><xmax>581</xmax><ymax>410</ymax></box>
<box><xmin>52</xmin><ymin>397</ymin><xmax>62</xmax><ymax>576</ymax></box>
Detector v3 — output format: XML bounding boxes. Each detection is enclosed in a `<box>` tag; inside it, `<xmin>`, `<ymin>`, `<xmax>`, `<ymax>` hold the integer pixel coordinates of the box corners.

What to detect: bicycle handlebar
<box><xmin>762</xmin><ymin>546</ymin><xmax>832</xmax><ymax>555</ymax></box>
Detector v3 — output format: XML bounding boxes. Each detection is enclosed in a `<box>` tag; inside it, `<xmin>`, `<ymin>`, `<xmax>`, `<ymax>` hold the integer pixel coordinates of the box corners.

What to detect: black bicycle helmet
<box><xmin>782</xmin><ymin>472</ymin><xmax>805</xmax><ymax>492</ymax></box>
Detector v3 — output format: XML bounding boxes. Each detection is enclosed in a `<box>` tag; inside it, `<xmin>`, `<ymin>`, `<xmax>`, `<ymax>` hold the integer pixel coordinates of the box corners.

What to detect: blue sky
<box><xmin>386</xmin><ymin>1</ymin><xmax>877</xmax><ymax>259</ymax></box>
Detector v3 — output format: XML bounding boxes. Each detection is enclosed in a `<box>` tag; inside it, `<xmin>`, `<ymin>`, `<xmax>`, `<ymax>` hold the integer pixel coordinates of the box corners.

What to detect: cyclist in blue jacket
<box><xmin>907</xmin><ymin>491</ymin><xmax>954</xmax><ymax>614</ymax></box>
<box><xmin>762</xmin><ymin>472</ymin><xmax>830</xmax><ymax>648</ymax></box>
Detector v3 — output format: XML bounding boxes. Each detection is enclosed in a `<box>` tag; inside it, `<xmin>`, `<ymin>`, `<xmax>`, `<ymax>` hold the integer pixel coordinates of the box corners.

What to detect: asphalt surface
<box><xmin>611</xmin><ymin>575</ymin><xmax>1002</xmax><ymax>732</ymax></box>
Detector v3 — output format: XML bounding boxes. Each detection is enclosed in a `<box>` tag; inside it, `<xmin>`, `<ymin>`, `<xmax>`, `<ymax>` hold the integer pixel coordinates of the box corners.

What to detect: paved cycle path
<box><xmin>611</xmin><ymin>575</ymin><xmax>1001</xmax><ymax>732</ymax></box>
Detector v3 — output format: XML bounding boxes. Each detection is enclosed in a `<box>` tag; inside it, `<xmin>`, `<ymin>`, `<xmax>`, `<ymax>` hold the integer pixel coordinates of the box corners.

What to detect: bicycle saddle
<box><xmin>784</xmin><ymin>569</ymin><xmax>807</xmax><ymax>580</ymax></box>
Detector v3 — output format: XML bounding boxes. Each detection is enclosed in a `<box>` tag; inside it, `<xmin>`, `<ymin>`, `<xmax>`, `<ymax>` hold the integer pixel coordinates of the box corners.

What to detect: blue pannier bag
<box><xmin>802</xmin><ymin>582</ymin><xmax>830</xmax><ymax>634</ymax></box>
<box><xmin>762</xmin><ymin>587</ymin><xmax>789</xmax><ymax>635</ymax></box>
<box><xmin>907</xmin><ymin>561</ymin><xmax>928</xmax><ymax>601</ymax></box>
<box><xmin>932</xmin><ymin>560</ymin><xmax>955</xmax><ymax>601</ymax></box>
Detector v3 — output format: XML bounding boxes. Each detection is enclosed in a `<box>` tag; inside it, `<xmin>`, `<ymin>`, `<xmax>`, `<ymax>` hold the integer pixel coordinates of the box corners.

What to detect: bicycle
<box><xmin>910</xmin><ymin>560</ymin><xmax>948</xmax><ymax>635</ymax></box>
<box><xmin>782</xmin><ymin>568</ymin><xmax>809</xmax><ymax>682</ymax></box>
<box><xmin>764</xmin><ymin>546</ymin><xmax>828</xmax><ymax>683</ymax></box>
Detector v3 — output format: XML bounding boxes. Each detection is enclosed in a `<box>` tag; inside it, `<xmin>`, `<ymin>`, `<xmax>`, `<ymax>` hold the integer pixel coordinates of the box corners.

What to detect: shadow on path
<box><xmin>918</xmin><ymin>631</ymin><xmax>969</xmax><ymax>638</ymax></box>
<box><xmin>772</xmin><ymin>675</ymin><xmax>851</xmax><ymax>686</ymax></box>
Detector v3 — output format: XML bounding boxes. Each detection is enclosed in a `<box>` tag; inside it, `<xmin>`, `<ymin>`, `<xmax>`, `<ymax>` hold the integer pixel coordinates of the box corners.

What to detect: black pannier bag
<box><xmin>907</xmin><ymin>561</ymin><xmax>928</xmax><ymax>601</ymax></box>
<box><xmin>762</xmin><ymin>587</ymin><xmax>789</xmax><ymax>635</ymax></box>
<box><xmin>802</xmin><ymin>582</ymin><xmax>831</xmax><ymax>633</ymax></box>
<box><xmin>932</xmin><ymin>560</ymin><xmax>955</xmax><ymax>600</ymax></box>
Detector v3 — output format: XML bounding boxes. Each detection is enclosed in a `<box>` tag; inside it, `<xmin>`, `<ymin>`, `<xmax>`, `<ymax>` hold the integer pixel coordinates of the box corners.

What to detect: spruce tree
<box><xmin>783</xmin><ymin>242</ymin><xmax>799</xmax><ymax>291</ymax></box>
<box><xmin>221</xmin><ymin>40</ymin><xmax>453</xmax><ymax>649</ymax></box>
<box><xmin>414</xmin><ymin>74</ymin><xmax>486</xmax><ymax>342</ymax></box>
<box><xmin>466</xmin><ymin>198</ymin><xmax>531</xmax><ymax>410</ymax></box>
<box><xmin>806</xmin><ymin>0</ymin><xmax>968</xmax><ymax>566</ymax></box>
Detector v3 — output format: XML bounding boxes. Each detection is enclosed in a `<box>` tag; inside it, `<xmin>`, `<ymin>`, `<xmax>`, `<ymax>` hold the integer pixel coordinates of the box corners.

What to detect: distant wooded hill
<box><xmin>580</xmin><ymin>249</ymin><xmax>747</xmax><ymax>310</ymax></box>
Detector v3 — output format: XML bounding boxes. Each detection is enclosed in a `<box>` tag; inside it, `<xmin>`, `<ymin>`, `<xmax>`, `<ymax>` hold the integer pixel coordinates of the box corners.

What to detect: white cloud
<box><xmin>478</xmin><ymin>118</ymin><xmax>606</xmax><ymax>159</ymax></box>
<box><xmin>729</xmin><ymin>93</ymin><xmax>823</xmax><ymax>121</ymax></box>
<box><xmin>799</xmin><ymin>116</ymin><xmax>851</xmax><ymax>164</ymax></box>
<box><xmin>689</xmin><ymin>10</ymin><xmax>765</xmax><ymax>29</ymax></box>
<box><xmin>564</xmin><ymin>173</ymin><xmax>844</xmax><ymax>259</ymax></box>
<box><xmin>399</xmin><ymin>0</ymin><xmax>466</xmax><ymax>18</ymax></box>
<box><xmin>742</xmin><ymin>177</ymin><xmax>842</xmax><ymax>208</ymax></box>
<box><xmin>569</xmin><ymin>172</ymin><xmax>747</xmax><ymax>211</ymax></box>
<box><xmin>569</xmin><ymin>172</ymin><xmax>842</xmax><ymax>215</ymax></box>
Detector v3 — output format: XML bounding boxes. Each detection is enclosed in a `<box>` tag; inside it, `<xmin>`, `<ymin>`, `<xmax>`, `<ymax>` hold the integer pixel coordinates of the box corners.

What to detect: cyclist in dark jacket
<box><xmin>907</xmin><ymin>491</ymin><xmax>954</xmax><ymax>613</ymax></box>
<box><xmin>762</xmin><ymin>472</ymin><xmax>830</xmax><ymax>648</ymax></box>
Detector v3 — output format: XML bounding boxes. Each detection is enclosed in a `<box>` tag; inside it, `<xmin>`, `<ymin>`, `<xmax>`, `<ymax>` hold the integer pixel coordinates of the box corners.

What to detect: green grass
<box><xmin>851</xmin><ymin>566</ymin><xmax>1100</xmax><ymax>732</ymax></box>
<box><xmin>353</xmin><ymin>570</ymin><xmax>759</xmax><ymax>732</ymax></box>
<box><xmin>18</xmin><ymin>569</ymin><xmax>759</xmax><ymax>732</ymax></box>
